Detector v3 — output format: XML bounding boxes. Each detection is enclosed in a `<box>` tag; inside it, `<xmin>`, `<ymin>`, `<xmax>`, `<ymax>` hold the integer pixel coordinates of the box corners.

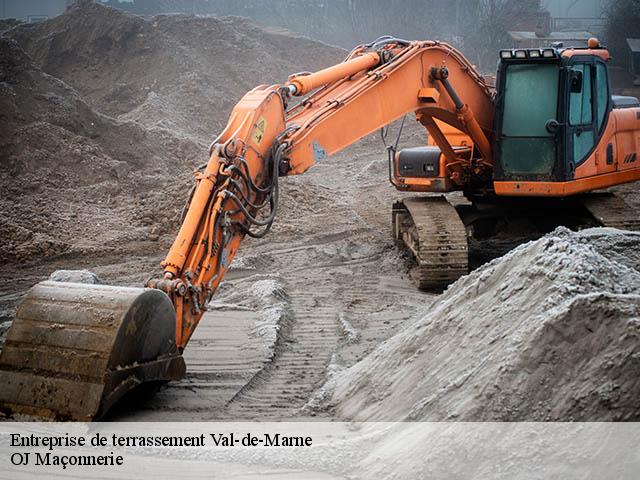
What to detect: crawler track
<box><xmin>392</xmin><ymin>196</ymin><xmax>469</xmax><ymax>289</ymax></box>
<box><xmin>582</xmin><ymin>192</ymin><xmax>640</xmax><ymax>231</ymax></box>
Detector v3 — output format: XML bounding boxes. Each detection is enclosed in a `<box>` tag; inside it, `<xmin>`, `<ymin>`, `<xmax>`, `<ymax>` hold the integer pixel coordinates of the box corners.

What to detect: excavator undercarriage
<box><xmin>393</xmin><ymin>191</ymin><xmax>640</xmax><ymax>290</ymax></box>
<box><xmin>392</xmin><ymin>196</ymin><xmax>468</xmax><ymax>289</ymax></box>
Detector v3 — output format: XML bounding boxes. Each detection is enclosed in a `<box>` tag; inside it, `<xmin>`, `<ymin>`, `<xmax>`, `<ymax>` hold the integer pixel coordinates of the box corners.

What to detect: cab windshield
<box><xmin>499</xmin><ymin>63</ymin><xmax>560</xmax><ymax>177</ymax></box>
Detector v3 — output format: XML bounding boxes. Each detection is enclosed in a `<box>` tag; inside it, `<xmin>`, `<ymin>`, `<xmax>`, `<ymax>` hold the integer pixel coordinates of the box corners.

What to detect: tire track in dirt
<box><xmin>224</xmin><ymin>277</ymin><xmax>340</xmax><ymax>419</ymax></box>
<box><xmin>210</xmin><ymin>146</ymin><xmax>431</xmax><ymax>419</ymax></box>
<box><xmin>204</xmin><ymin>146</ymin><xmax>430</xmax><ymax>420</ymax></box>
<box><xmin>106</xmin><ymin>307</ymin><xmax>278</xmax><ymax>420</ymax></box>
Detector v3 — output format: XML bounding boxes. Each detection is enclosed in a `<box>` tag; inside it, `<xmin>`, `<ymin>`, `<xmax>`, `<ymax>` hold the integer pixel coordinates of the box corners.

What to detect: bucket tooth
<box><xmin>0</xmin><ymin>281</ymin><xmax>185</xmax><ymax>421</ymax></box>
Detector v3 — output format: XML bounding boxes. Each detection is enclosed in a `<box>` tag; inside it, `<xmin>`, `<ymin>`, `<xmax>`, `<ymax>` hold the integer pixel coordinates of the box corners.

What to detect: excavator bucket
<box><xmin>0</xmin><ymin>281</ymin><xmax>185</xmax><ymax>421</ymax></box>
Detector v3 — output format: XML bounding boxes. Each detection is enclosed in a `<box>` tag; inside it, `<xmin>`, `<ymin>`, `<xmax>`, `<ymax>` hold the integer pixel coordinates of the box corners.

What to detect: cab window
<box><xmin>568</xmin><ymin>63</ymin><xmax>596</xmax><ymax>164</ymax></box>
<box><xmin>595</xmin><ymin>63</ymin><xmax>609</xmax><ymax>131</ymax></box>
<box><xmin>569</xmin><ymin>64</ymin><xmax>592</xmax><ymax>126</ymax></box>
<box><xmin>499</xmin><ymin>63</ymin><xmax>559</xmax><ymax>176</ymax></box>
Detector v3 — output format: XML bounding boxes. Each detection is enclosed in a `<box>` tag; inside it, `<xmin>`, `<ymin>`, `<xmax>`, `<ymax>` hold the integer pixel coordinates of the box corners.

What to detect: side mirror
<box><xmin>545</xmin><ymin>119</ymin><xmax>561</xmax><ymax>134</ymax></box>
<box><xmin>569</xmin><ymin>69</ymin><xmax>583</xmax><ymax>93</ymax></box>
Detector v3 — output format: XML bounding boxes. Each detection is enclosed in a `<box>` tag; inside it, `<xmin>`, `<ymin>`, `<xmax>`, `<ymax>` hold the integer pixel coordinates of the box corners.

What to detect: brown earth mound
<box><xmin>0</xmin><ymin>1</ymin><xmax>343</xmax><ymax>265</ymax></box>
<box><xmin>6</xmin><ymin>0</ymin><xmax>343</xmax><ymax>143</ymax></box>
<box><xmin>0</xmin><ymin>36</ymin><xmax>200</xmax><ymax>264</ymax></box>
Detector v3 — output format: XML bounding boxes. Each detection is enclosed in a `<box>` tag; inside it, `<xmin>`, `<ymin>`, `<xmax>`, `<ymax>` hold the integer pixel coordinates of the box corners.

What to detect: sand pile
<box><xmin>318</xmin><ymin>227</ymin><xmax>640</xmax><ymax>421</ymax></box>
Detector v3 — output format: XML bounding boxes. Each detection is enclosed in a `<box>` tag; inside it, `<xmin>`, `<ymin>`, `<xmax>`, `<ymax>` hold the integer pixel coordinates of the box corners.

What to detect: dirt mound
<box><xmin>1</xmin><ymin>37</ymin><xmax>153</xmax><ymax>183</ymax></box>
<box><xmin>0</xmin><ymin>36</ymin><xmax>200</xmax><ymax>263</ymax></box>
<box><xmin>6</xmin><ymin>1</ymin><xmax>343</xmax><ymax>143</ymax></box>
<box><xmin>0</xmin><ymin>19</ymin><xmax>21</xmax><ymax>34</ymax></box>
<box><xmin>318</xmin><ymin>227</ymin><xmax>640</xmax><ymax>421</ymax></box>
<box><xmin>0</xmin><ymin>2</ymin><xmax>342</xmax><ymax>265</ymax></box>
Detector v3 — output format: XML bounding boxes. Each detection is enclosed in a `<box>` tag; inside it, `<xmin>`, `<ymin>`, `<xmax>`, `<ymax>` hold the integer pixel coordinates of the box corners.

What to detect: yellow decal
<box><xmin>252</xmin><ymin>116</ymin><xmax>267</xmax><ymax>145</ymax></box>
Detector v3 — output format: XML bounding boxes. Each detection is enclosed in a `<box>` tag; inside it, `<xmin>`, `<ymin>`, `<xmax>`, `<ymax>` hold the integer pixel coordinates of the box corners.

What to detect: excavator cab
<box><xmin>493</xmin><ymin>40</ymin><xmax>640</xmax><ymax>196</ymax></box>
<box><xmin>494</xmin><ymin>45</ymin><xmax>611</xmax><ymax>183</ymax></box>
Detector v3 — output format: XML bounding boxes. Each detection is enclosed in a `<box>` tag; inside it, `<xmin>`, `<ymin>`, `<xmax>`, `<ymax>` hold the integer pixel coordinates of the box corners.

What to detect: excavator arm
<box><xmin>0</xmin><ymin>38</ymin><xmax>495</xmax><ymax>420</ymax></box>
<box><xmin>152</xmin><ymin>38</ymin><xmax>495</xmax><ymax>350</ymax></box>
<box><xmin>283</xmin><ymin>40</ymin><xmax>493</xmax><ymax>177</ymax></box>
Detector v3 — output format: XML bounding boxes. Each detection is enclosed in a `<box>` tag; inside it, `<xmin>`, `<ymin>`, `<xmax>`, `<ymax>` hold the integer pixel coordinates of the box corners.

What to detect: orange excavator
<box><xmin>1</xmin><ymin>37</ymin><xmax>638</xmax><ymax>420</ymax></box>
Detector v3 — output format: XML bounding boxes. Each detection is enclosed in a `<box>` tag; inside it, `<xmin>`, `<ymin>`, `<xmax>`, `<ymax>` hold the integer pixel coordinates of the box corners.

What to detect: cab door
<box><xmin>565</xmin><ymin>57</ymin><xmax>611</xmax><ymax>175</ymax></box>
<box><xmin>494</xmin><ymin>62</ymin><xmax>562</xmax><ymax>181</ymax></box>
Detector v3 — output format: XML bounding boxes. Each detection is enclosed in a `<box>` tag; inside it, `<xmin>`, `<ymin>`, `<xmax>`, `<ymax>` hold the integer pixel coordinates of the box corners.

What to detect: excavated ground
<box><xmin>1</xmin><ymin>2</ymin><xmax>639</xmax><ymax>422</ymax></box>
<box><xmin>0</xmin><ymin>2</ymin><xmax>427</xmax><ymax>421</ymax></box>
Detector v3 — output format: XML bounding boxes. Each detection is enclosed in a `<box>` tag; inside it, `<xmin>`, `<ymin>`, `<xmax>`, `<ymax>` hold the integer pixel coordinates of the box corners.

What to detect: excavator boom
<box><xmin>151</xmin><ymin>39</ymin><xmax>496</xmax><ymax>350</ymax></box>
<box><xmin>1</xmin><ymin>38</ymin><xmax>493</xmax><ymax>419</ymax></box>
<box><xmin>0</xmin><ymin>38</ymin><xmax>504</xmax><ymax>420</ymax></box>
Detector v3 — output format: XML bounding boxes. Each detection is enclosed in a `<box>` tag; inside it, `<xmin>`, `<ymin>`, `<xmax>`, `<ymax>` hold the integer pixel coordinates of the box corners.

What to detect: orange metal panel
<box><xmin>494</xmin><ymin>168</ymin><xmax>640</xmax><ymax>196</ymax></box>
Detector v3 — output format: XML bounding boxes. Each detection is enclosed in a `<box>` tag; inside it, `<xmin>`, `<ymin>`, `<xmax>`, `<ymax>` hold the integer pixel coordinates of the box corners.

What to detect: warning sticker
<box><xmin>252</xmin><ymin>116</ymin><xmax>267</xmax><ymax>145</ymax></box>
